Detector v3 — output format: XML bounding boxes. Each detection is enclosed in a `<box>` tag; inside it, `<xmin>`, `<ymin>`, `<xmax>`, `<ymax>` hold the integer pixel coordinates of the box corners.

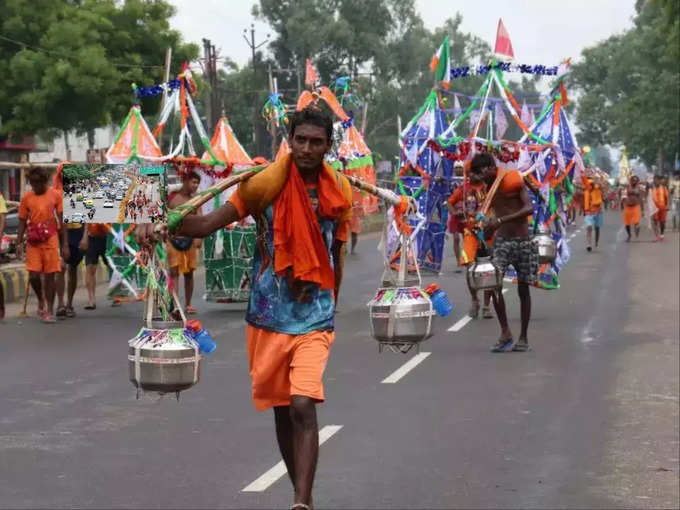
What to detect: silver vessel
<box><xmin>466</xmin><ymin>256</ymin><xmax>503</xmax><ymax>291</ymax></box>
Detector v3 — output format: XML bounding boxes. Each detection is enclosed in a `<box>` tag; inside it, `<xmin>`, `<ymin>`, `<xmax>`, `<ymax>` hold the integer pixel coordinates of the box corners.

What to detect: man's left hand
<box><xmin>483</xmin><ymin>217</ymin><xmax>502</xmax><ymax>238</ymax></box>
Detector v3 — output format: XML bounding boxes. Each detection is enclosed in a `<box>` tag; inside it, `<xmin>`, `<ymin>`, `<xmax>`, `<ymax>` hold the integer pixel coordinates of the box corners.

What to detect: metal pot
<box><xmin>466</xmin><ymin>256</ymin><xmax>502</xmax><ymax>291</ymax></box>
<box><xmin>533</xmin><ymin>225</ymin><xmax>557</xmax><ymax>264</ymax></box>
<box><xmin>128</xmin><ymin>324</ymin><xmax>201</xmax><ymax>395</ymax></box>
<box><xmin>368</xmin><ymin>287</ymin><xmax>434</xmax><ymax>345</ymax></box>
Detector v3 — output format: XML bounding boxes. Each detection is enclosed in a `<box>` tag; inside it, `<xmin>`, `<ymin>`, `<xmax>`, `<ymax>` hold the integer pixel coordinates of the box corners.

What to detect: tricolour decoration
<box><xmin>106</xmin><ymin>106</ymin><xmax>162</xmax><ymax>164</ymax></box>
<box><xmin>494</xmin><ymin>18</ymin><xmax>515</xmax><ymax>60</ymax></box>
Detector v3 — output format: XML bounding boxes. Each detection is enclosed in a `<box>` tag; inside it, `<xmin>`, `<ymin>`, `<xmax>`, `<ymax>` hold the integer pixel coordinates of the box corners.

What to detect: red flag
<box><xmin>305</xmin><ymin>58</ymin><xmax>319</xmax><ymax>88</ymax></box>
<box><xmin>494</xmin><ymin>19</ymin><xmax>514</xmax><ymax>60</ymax></box>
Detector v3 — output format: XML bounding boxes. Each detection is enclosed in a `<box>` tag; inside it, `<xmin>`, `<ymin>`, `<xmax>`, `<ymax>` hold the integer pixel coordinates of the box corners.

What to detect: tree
<box><xmin>0</xmin><ymin>0</ymin><xmax>198</xmax><ymax>146</ymax></box>
<box><xmin>571</xmin><ymin>0</ymin><xmax>679</xmax><ymax>169</ymax></box>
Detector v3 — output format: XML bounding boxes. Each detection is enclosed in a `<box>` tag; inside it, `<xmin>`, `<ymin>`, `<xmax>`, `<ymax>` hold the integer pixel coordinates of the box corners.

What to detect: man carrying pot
<box><xmin>138</xmin><ymin>107</ymin><xmax>353</xmax><ymax>509</ymax></box>
<box><xmin>470</xmin><ymin>153</ymin><xmax>537</xmax><ymax>353</ymax></box>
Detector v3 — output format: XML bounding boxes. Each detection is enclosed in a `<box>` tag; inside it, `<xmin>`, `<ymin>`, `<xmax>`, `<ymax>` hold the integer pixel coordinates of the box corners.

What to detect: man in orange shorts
<box><xmin>142</xmin><ymin>108</ymin><xmax>352</xmax><ymax>508</ymax></box>
<box><xmin>16</xmin><ymin>167</ymin><xmax>65</xmax><ymax>323</ymax></box>
<box><xmin>621</xmin><ymin>175</ymin><xmax>644</xmax><ymax>241</ymax></box>
<box><xmin>447</xmin><ymin>172</ymin><xmax>493</xmax><ymax>318</ymax></box>
<box><xmin>167</xmin><ymin>171</ymin><xmax>202</xmax><ymax>314</ymax></box>
<box><xmin>651</xmin><ymin>175</ymin><xmax>670</xmax><ymax>242</ymax></box>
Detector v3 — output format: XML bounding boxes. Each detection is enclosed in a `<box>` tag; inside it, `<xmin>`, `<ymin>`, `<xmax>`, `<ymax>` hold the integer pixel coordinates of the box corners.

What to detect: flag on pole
<box><xmin>429</xmin><ymin>36</ymin><xmax>451</xmax><ymax>90</ymax></box>
<box><xmin>520</xmin><ymin>101</ymin><xmax>531</xmax><ymax>126</ymax></box>
<box><xmin>494</xmin><ymin>102</ymin><xmax>508</xmax><ymax>140</ymax></box>
<box><xmin>494</xmin><ymin>19</ymin><xmax>515</xmax><ymax>60</ymax></box>
<box><xmin>305</xmin><ymin>58</ymin><xmax>319</xmax><ymax>87</ymax></box>
<box><xmin>453</xmin><ymin>94</ymin><xmax>462</xmax><ymax>116</ymax></box>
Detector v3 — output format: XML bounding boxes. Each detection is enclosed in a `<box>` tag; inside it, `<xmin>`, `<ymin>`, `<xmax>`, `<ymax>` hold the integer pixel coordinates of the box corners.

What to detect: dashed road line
<box><xmin>381</xmin><ymin>352</ymin><xmax>431</xmax><ymax>384</ymax></box>
<box><xmin>242</xmin><ymin>425</ymin><xmax>343</xmax><ymax>492</ymax></box>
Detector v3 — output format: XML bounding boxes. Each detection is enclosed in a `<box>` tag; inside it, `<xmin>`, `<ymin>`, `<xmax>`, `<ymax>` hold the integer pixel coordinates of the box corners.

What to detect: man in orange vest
<box><xmin>651</xmin><ymin>174</ymin><xmax>670</xmax><ymax>242</ymax></box>
<box><xmin>582</xmin><ymin>171</ymin><xmax>604</xmax><ymax>252</ymax></box>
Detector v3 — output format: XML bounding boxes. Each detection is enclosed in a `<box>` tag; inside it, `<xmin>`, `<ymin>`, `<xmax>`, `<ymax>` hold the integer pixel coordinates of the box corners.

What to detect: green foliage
<box><xmin>62</xmin><ymin>163</ymin><xmax>93</xmax><ymax>182</ymax></box>
<box><xmin>571</xmin><ymin>0</ymin><xmax>679</xmax><ymax>168</ymax></box>
<box><xmin>0</xmin><ymin>0</ymin><xmax>198</xmax><ymax>142</ymax></box>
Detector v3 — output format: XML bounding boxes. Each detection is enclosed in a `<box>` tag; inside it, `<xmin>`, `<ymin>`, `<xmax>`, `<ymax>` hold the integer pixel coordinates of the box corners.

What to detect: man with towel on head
<box><xmin>140</xmin><ymin>107</ymin><xmax>352</xmax><ymax>509</ymax></box>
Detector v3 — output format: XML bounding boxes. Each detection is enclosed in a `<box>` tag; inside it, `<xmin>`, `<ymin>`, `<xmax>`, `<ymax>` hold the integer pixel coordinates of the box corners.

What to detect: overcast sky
<box><xmin>170</xmin><ymin>0</ymin><xmax>637</xmax><ymax>69</ymax></box>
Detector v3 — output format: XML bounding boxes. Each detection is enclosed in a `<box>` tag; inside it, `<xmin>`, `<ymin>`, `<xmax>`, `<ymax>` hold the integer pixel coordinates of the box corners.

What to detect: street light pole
<box><xmin>243</xmin><ymin>23</ymin><xmax>270</xmax><ymax>157</ymax></box>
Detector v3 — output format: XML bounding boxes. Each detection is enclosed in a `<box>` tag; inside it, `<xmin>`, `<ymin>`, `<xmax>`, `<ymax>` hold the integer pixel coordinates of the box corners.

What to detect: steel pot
<box><xmin>368</xmin><ymin>287</ymin><xmax>434</xmax><ymax>345</ymax></box>
<box><xmin>533</xmin><ymin>225</ymin><xmax>557</xmax><ymax>264</ymax></box>
<box><xmin>466</xmin><ymin>256</ymin><xmax>502</xmax><ymax>291</ymax></box>
<box><xmin>128</xmin><ymin>324</ymin><xmax>201</xmax><ymax>394</ymax></box>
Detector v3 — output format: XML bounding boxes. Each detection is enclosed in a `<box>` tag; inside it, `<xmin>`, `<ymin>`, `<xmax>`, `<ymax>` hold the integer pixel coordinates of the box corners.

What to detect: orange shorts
<box><xmin>622</xmin><ymin>205</ymin><xmax>641</xmax><ymax>226</ymax></box>
<box><xmin>246</xmin><ymin>325</ymin><xmax>334</xmax><ymax>411</ymax></box>
<box><xmin>459</xmin><ymin>232</ymin><xmax>493</xmax><ymax>266</ymax></box>
<box><xmin>25</xmin><ymin>242</ymin><xmax>61</xmax><ymax>274</ymax></box>
<box><xmin>349</xmin><ymin>214</ymin><xmax>361</xmax><ymax>235</ymax></box>
<box><xmin>167</xmin><ymin>243</ymin><xmax>198</xmax><ymax>274</ymax></box>
<box><xmin>653</xmin><ymin>209</ymin><xmax>667</xmax><ymax>222</ymax></box>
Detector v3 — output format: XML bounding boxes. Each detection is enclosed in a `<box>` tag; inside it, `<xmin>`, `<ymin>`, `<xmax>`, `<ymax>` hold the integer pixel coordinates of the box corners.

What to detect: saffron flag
<box><xmin>494</xmin><ymin>19</ymin><xmax>515</xmax><ymax>60</ymax></box>
<box><xmin>429</xmin><ymin>36</ymin><xmax>451</xmax><ymax>90</ymax></box>
<box><xmin>305</xmin><ymin>58</ymin><xmax>319</xmax><ymax>87</ymax></box>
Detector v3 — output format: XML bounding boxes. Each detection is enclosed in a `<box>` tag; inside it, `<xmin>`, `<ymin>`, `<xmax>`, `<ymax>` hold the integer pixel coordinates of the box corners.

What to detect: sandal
<box><xmin>290</xmin><ymin>505</ymin><xmax>311</xmax><ymax>510</ymax></box>
<box><xmin>56</xmin><ymin>306</ymin><xmax>67</xmax><ymax>319</ymax></box>
<box><xmin>482</xmin><ymin>306</ymin><xmax>493</xmax><ymax>319</ymax></box>
<box><xmin>185</xmin><ymin>305</ymin><xmax>197</xmax><ymax>315</ymax></box>
<box><xmin>512</xmin><ymin>342</ymin><xmax>532</xmax><ymax>352</ymax></box>
<box><xmin>41</xmin><ymin>313</ymin><xmax>57</xmax><ymax>324</ymax></box>
<box><xmin>65</xmin><ymin>306</ymin><xmax>76</xmax><ymax>318</ymax></box>
<box><xmin>490</xmin><ymin>336</ymin><xmax>514</xmax><ymax>353</ymax></box>
<box><xmin>84</xmin><ymin>304</ymin><xmax>96</xmax><ymax>310</ymax></box>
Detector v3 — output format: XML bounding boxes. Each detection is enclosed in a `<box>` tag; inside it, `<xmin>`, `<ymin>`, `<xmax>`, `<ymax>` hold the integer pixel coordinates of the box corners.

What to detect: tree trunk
<box><xmin>63</xmin><ymin>130</ymin><xmax>71</xmax><ymax>161</ymax></box>
<box><xmin>87</xmin><ymin>129</ymin><xmax>95</xmax><ymax>150</ymax></box>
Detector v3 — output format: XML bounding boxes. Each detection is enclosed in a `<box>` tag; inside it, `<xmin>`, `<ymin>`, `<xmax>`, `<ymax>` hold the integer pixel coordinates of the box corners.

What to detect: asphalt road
<box><xmin>0</xmin><ymin>212</ymin><xmax>677</xmax><ymax>509</ymax></box>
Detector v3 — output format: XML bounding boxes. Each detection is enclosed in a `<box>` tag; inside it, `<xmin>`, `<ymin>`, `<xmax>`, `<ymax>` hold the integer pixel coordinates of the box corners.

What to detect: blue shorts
<box><xmin>585</xmin><ymin>212</ymin><xmax>604</xmax><ymax>228</ymax></box>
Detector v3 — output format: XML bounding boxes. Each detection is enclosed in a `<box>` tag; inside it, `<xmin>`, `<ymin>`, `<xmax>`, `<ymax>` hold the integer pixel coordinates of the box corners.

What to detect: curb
<box><xmin>0</xmin><ymin>261</ymin><xmax>109</xmax><ymax>304</ymax></box>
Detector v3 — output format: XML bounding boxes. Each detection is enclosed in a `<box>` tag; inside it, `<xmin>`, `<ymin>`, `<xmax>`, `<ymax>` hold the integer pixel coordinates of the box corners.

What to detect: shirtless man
<box><xmin>470</xmin><ymin>153</ymin><xmax>537</xmax><ymax>353</ymax></box>
<box><xmin>167</xmin><ymin>171</ymin><xmax>202</xmax><ymax>314</ymax></box>
<box><xmin>621</xmin><ymin>175</ymin><xmax>644</xmax><ymax>241</ymax></box>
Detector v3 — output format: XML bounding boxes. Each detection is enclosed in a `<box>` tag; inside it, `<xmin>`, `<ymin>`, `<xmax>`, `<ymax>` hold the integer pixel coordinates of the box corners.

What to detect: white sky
<box><xmin>170</xmin><ymin>0</ymin><xmax>637</xmax><ymax>69</ymax></box>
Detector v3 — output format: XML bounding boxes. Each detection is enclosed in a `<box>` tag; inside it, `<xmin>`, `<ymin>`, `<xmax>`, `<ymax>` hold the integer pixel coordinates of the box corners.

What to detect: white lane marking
<box><xmin>447</xmin><ymin>289</ymin><xmax>507</xmax><ymax>332</ymax></box>
<box><xmin>242</xmin><ymin>425</ymin><xmax>343</xmax><ymax>492</ymax></box>
<box><xmin>448</xmin><ymin>315</ymin><xmax>471</xmax><ymax>332</ymax></box>
<box><xmin>381</xmin><ymin>352</ymin><xmax>431</xmax><ymax>384</ymax></box>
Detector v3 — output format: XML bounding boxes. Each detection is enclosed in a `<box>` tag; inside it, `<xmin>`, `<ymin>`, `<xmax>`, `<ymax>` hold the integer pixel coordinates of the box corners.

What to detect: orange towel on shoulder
<box><xmin>499</xmin><ymin>170</ymin><xmax>523</xmax><ymax>194</ymax></box>
<box><xmin>272</xmin><ymin>161</ymin><xmax>351</xmax><ymax>290</ymax></box>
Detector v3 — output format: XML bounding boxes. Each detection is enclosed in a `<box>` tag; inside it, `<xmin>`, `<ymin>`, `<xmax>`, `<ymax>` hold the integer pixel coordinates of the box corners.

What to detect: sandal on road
<box><xmin>56</xmin><ymin>306</ymin><xmax>67</xmax><ymax>319</ymax></box>
<box><xmin>482</xmin><ymin>306</ymin><xmax>493</xmax><ymax>319</ymax></box>
<box><xmin>512</xmin><ymin>342</ymin><xmax>532</xmax><ymax>352</ymax></box>
<box><xmin>84</xmin><ymin>304</ymin><xmax>96</xmax><ymax>310</ymax></box>
<box><xmin>65</xmin><ymin>306</ymin><xmax>76</xmax><ymax>318</ymax></box>
<box><xmin>490</xmin><ymin>336</ymin><xmax>514</xmax><ymax>353</ymax></box>
<box><xmin>40</xmin><ymin>313</ymin><xmax>57</xmax><ymax>324</ymax></box>
<box><xmin>185</xmin><ymin>305</ymin><xmax>197</xmax><ymax>315</ymax></box>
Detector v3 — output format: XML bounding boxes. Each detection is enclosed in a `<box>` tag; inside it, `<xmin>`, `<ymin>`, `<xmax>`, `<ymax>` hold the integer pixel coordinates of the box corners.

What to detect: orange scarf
<box><xmin>273</xmin><ymin>162</ymin><xmax>350</xmax><ymax>290</ymax></box>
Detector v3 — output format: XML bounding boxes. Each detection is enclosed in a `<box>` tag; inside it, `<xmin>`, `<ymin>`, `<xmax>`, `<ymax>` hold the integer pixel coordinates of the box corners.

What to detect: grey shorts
<box><xmin>492</xmin><ymin>236</ymin><xmax>539</xmax><ymax>284</ymax></box>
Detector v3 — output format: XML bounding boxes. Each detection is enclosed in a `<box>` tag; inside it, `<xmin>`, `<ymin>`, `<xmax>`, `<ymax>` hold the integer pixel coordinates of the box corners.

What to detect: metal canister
<box><xmin>533</xmin><ymin>225</ymin><xmax>557</xmax><ymax>264</ymax></box>
<box><xmin>466</xmin><ymin>256</ymin><xmax>502</xmax><ymax>291</ymax></box>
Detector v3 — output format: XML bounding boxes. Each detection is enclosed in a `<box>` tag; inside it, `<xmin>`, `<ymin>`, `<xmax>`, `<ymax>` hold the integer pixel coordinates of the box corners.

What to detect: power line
<box><xmin>0</xmin><ymin>33</ymin><xmax>167</xmax><ymax>69</ymax></box>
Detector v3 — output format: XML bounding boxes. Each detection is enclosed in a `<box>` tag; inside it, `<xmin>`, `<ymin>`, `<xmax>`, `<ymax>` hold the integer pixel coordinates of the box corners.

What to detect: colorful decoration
<box><xmin>430</xmin><ymin>36</ymin><xmax>451</xmax><ymax>90</ymax></box>
<box><xmin>106</xmin><ymin>105</ymin><xmax>162</xmax><ymax>164</ymax></box>
<box><xmin>494</xmin><ymin>18</ymin><xmax>515</xmax><ymax>60</ymax></box>
<box><xmin>261</xmin><ymin>92</ymin><xmax>289</xmax><ymax>126</ymax></box>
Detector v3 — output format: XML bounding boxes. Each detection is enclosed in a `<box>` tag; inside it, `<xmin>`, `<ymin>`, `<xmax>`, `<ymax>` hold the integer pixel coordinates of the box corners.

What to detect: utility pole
<box><xmin>268</xmin><ymin>64</ymin><xmax>278</xmax><ymax>160</ymax></box>
<box><xmin>243</xmin><ymin>23</ymin><xmax>270</xmax><ymax>156</ymax></box>
<box><xmin>202</xmin><ymin>39</ymin><xmax>219</xmax><ymax>130</ymax></box>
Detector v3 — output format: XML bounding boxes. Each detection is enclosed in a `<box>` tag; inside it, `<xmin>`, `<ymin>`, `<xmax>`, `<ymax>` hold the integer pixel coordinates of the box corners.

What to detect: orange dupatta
<box><xmin>272</xmin><ymin>162</ymin><xmax>351</xmax><ymax>290</ymax></box>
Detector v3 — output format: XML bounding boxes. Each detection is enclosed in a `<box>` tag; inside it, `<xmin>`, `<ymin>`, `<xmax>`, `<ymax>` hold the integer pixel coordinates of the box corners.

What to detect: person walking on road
<box><xmin>470</xmin><ymin>153</ymin><xmax>537</xmax><ymax>353</ymax></box>
<box><xmin>0</xmin><ymin>191</ymin><xmax>7</xmax><ymax>320</ymax></box>
<box><xmin>582</xmin><ymin>170</ymin><xmax>604</xmax><ymax>252</ymax></box>
<box><xmin>670</xmin><ymin>171</ymin><xmax>680</xmax><ymax>231</ymax></box>
<box><xmin>651</xmin><ymin>175</ymin><xmax>670</xmax><ymax>242</ymax></box>
<box><xmin>139</xmin><ymin>108</ymin><xmax>352</xmax><ymax>508</ymax></box>
<box><xmin>16</xmin><ymin>167</ymin><xmax>66</xmax><ymax>323</ymax></box>
<box><xmin>447</xmin><ymin>172</ymin><xmax>493</xmax><ymax>318</ymax></box>
<box><xmin>56</xmin><ymin>221</ymin><xmax>85</xmax><ymax>318</ymax></box>
<box><xmin>167</xmin><ymin>171</ymin><xmax>202</xmax><ymax>315</ymax></box>
<box><xmin>82</xmin><ymin>223</ymin><xmax>109</xmax><ymax>310</ymax></box>
<box><xmin>622</xmin><ymin>175</ymin><xmax>644</xmax><ymax>242</ymax></box>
